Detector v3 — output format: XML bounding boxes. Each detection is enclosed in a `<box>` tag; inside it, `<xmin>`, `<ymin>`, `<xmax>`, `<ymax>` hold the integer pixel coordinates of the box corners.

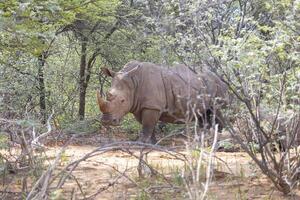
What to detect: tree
<box><xmin>128</xmin><ymin>0</ymin><xmax>300</xmax><ymax>194</ymax></box>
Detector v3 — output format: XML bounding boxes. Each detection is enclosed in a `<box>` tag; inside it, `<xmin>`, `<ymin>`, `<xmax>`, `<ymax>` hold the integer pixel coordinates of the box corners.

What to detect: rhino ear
<box><xmin>101</xmin><ymin>67</ymin><xmax>115</xmax><ymax>77</ymax></box>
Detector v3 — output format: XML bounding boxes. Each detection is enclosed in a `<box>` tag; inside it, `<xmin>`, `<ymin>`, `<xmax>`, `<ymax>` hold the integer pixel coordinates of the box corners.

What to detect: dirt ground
<box><xmin>1</xmin><ymin>132</ymin><xmax>300</xmax><ymax>200</ymax></box>
<box><xmin>46</xmin><ymin>146</ymin><xmax>299</xmax><ymax>200</ymax></box>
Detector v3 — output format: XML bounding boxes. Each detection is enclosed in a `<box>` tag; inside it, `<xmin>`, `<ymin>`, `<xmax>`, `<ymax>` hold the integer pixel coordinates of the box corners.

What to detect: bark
<box><xmin>78</xmin><ymin>22</ymin><xmax>119</xmax><ymax>120</ymax></box>
<box><xmin>78</xmin><ymin>36</ymin><xmax>88</xmax><ymax>120</ymax></box>
<box><xmin>38</xmin><ymin>53</ymin><xmax>47</xmax><ymax>124</ymax></box>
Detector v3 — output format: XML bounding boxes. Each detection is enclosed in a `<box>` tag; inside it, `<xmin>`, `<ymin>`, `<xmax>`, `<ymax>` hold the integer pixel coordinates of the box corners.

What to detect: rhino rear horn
<box><xmin>96</xmin><ymin>90</ymin><xmax>109</xmax><ymax>113</ymax></box>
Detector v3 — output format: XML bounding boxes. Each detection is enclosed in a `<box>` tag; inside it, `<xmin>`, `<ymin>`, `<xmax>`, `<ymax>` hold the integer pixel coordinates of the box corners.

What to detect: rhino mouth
<box><xmin>101</xmin><ymin>113</ymin><xmax>121</xmax><ymax>126</ymax></box>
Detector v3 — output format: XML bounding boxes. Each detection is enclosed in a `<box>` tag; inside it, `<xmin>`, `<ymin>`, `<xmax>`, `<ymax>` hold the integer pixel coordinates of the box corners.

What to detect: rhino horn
<box><xmin>96</xmin><ymin>90</ymin><xmax>109</xmax><ymax>113</ymax></box>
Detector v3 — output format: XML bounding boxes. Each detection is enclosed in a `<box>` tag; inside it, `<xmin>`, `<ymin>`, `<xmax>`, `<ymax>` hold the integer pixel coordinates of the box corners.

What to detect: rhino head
<box><xmin>97</xmin><ymin>66</ymin><xmax>139</xmax><ymax>126</ymax></box>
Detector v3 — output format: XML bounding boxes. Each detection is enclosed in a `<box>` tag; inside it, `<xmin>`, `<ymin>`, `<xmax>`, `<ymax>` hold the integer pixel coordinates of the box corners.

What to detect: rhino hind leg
<box><xmin>198</xmin><ymin>109</ymin><xmax>224</xmax><ymax>132</ymax></box>
<box><xmin>214</xmin><ymin>109</ymin><xmax>224</xmax><ymax>132</ymax></box>
<box><xmin>150</xmin><ymin>133</ymin><xmax>157</xmax><ymax>144</ymax></box>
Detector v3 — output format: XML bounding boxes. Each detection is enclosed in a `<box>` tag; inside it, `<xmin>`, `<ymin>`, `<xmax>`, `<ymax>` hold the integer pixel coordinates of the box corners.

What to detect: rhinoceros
<box><xmin>97</xmin><ymin>61</ymin><xmax>229</xmax><ymax>143</ymax></box>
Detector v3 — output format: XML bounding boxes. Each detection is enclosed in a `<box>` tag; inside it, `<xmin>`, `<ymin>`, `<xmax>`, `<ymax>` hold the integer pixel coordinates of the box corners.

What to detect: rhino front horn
<box><xmin>96</xmin><ymin>90</ymin><xmax>109</xmax><ymax>113</ymax></box>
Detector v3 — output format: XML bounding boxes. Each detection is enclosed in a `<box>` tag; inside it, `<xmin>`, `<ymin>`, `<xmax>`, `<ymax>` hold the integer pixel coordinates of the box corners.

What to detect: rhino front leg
<box><xmin>138</xmin><ymin>109</ymin><xmax>160</xmax><ymax>144</ymax></box>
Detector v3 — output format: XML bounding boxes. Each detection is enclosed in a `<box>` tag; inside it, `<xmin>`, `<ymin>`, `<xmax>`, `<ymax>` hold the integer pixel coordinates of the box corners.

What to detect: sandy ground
<box><xmin>43</xmin><ymin>144</ymin><xmax>299</xmax><ymax>200</ymax></box>
<box><xmin>1</xmin><ymin>132</ymin><xmax>300</xmax><ymax>200</ymax></box>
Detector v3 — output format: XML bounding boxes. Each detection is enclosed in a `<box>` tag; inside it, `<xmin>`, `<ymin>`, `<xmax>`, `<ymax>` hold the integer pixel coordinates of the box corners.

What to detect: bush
<box><xmin>63</xmin><ymin>117</ymin><xmax>101</xmax><ymax>135</ymax></box>
<box><xmin>121</xmin><ymin>114</ymin><xmax>141</xmax><ymax>138</ymax></box>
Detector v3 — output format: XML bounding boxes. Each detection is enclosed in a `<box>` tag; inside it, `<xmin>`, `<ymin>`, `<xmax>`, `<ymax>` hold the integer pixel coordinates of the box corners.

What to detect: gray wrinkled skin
<box><xmin>98</xmin><ymin>61</ymin><xmax>230</xmax><ymax>144</ymax></box>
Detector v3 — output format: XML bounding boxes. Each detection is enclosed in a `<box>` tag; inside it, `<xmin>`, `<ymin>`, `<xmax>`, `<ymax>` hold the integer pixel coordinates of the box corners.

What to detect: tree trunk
<box><xmin>38</xmin><ymin>53</ymin><xmax>47</xmax><ymax>124</ymax></box>
<box><xmin>78</xmin><ymin>36</ymin><xmax>88</xmax><ymax>120</ymax></box>
<box><xmin>77</xmin><ymin>24</ymin><xmax>118</xmax><ymax>120</ymax></box>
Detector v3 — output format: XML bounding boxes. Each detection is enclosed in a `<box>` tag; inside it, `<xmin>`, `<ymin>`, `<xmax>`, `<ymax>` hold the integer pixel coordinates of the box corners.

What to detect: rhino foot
<box><xmin>150</xmin><ymin>134</ymin><xmax>157</xmax><ymax>144</ymax></box>
<box><xmin>138</xmin><ymin>134</ymin><xmax>157</xmax><ymax>144</ymax></box>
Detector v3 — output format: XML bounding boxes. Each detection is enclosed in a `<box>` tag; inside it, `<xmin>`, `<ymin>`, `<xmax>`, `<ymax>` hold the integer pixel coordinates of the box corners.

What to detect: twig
<box><xmin>31</xmin><ymin>111</ymin><xmax>54</xmax><ymax>148</ymax></box>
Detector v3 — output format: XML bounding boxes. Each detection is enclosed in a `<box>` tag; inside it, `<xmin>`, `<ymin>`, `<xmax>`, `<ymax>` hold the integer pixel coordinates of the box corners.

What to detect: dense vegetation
<box><xmin>0</xmin><ymin>0</ymin><xmax>299</xmax><ymax>198</ymax></box>
<box><xmin>1</xmin><ymin>0</ymin><xmax>299</xmax><ymax>125</ymax></box>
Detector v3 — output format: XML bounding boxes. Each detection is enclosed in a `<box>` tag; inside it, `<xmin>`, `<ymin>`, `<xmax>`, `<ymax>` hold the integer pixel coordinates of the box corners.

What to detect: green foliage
<box><xmin>16</xmin><ymin>119</ymin><xmax>40</xmax><ymax>128</ymax></box>
<box><xmin>0</xmin><ymin>0</ymin><xmax>171</xmax><ymax>126</ymax></box>
<box><xmin>248</xmin><ymin>142</ymin><xmax>260</xmax><ymax>154</ymax></box>
<box><xmin>64</xmin><ymin>118</ymin><xmax>100</xmax><ymax>134</ymax></box>
<box><xmin>136</xmin><ymin>190</ymin><xmax>150</xmax><ymax>200</ymax></box>
<box><xmin>0</xmin><ymin>0</ymin><xmax>298</xmax><ymax>133</ymax></box>
<box><xmin>121</xmin><ymin>114</ymin><xmax>141</xmax><ymax>139</ymax></box>
<box><xmin>50</xmin><ymin>189</ymin><xmax>65</xmax><ymax>200</ymax></box>
<box><xmin>218</xmin><ymin>140</ymin><xmax>235</xmax><ymax>152</ymax></box>
<box><xmin>0</xmin><ymin>134</ymin><xmax>8</xmax><ymax>150</ymax></box>
<box><xmin>0</xmin><ymin>0</ymin><xmax>299</xmax><ymax>197</ymax></box>
<box><xmin>172</xmin><ymin>169</ymin><xmax>184</xmax><ymax>186</ymax></box>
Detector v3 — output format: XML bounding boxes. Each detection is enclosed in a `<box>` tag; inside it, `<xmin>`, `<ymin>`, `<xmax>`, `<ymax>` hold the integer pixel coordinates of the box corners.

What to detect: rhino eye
<box><xmin>121</xmin><ymin>99</ymin><xmax>125</xmax><ymax>103</ymax></box>
<box><xmin>107</xmin><ymin>92</ymin><xmax>115</xmax><ymax>101</ymax></box>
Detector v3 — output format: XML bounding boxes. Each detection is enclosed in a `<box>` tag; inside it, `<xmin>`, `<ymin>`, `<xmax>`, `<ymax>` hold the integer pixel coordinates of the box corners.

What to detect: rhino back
<box><xmin>125</xmin><ymin>61</ymin><xmax>229</xmax><ymax>123</ymax></box>
<box><xmin>168</xmin><ymin>65</ymin><xmax>229</xmax><ymax>113</ymax></box>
